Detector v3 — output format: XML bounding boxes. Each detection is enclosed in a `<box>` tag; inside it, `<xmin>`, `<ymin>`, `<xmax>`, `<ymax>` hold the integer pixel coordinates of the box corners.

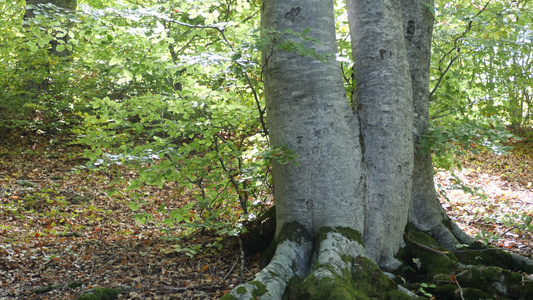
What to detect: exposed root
<box><xmin>399</xmin><ymin>227</ymin><xmax>533</xmax><ymax>299</ymax></box>
<box><xmin>285</xmin><ymin>228</ymin><xmax>412</xmax><ymax>299</ymax></box>
<box><xmin>222</xmin><ymin>223</ymin><xmax>312</xmax><ymax>300</ymax></box>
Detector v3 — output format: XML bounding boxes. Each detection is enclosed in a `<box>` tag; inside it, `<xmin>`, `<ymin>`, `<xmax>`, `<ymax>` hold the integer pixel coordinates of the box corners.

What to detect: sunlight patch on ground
<box><xmin>436</xmin><ymin>168</ymin><xmax>533</xmax><ymax>257</ymax></box>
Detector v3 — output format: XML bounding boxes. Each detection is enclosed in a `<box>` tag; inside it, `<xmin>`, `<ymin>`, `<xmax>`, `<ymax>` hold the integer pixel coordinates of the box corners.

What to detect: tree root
<box><xmin>399</xmin><ymin>226</ymin><xmax>533</xmax><ymax>299</ymax></box>
<box><xmin>224</xmin><ymin>226</ymin><xmax>413</xmax><ymax>300</ymax></box>
<box><xmin>221</xmin><ymin>222</ymin><xmax>313</xmax><ymax>299</ymax></box>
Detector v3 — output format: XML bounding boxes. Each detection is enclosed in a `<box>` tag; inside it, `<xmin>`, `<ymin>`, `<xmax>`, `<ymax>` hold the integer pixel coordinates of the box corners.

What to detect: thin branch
<box><xmin>145</xmin><ymin>10</ymin><xmax>268</xmax><ymax>137</ymax></box>
<box><xmin>432</xmin><ymin>1</ymin><xmax>492</xmax><ymax>97</ymax></box>
<box><xmin>430</xmin><ymin>56</ymin><xmax>458</xmax><ymax>100</ymax></box>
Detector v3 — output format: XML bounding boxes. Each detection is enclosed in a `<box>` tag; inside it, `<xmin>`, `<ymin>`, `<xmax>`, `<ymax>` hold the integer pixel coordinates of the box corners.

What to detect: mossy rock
<box><xmin>77</xmin><ymin>287</ymin><xmax>125</xmax><ymax>300</ymax></box>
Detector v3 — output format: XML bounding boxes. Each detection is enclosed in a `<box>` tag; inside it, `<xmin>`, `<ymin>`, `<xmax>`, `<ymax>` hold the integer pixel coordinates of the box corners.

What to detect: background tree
<box><xmin>24</xmin><ymin>0</ymin><xmax>77</xmax><ymax>57</ymax></box>
<box><xmin>429</xmin><ymin>1</ymin><xmax>533</xmax><ymax>148</ymax></box>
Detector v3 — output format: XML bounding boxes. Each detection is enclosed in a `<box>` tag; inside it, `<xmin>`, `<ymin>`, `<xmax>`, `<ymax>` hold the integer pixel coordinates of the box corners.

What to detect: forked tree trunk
<box><xmin>224</xmin><ymin>0</ymin><xmax>533</xmax><ymax>299</ymax></box>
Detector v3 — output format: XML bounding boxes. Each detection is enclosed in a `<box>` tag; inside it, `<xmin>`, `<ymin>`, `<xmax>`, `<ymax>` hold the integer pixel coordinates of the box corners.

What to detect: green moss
<box><xmin>236</xmin><ymin>286</ymin><xmax>247</xmax><ymax>294</ymax></box>
<box><xmin>462</xmin><ymin>287</ymin><xmax>493</xmax><ymax>299</ymax></box>
<box><xmin>430</xmin><ymin>284</ymin><xmax>458</xmax><ymax>299</ymax></box>
<box><xmin>316</xmin><ymin>226</ymin><xmax>364</xmax><ymax>247</ymax></box>
<box><xmin>288</xmin><ymin>256</ymin><xmax>411</xmax><ymax>300</ymax></box>
<box><xmin>277</xmin><ymin>221</ymin><xmax>312</xmax><ymax>245</ymax></box>
<box><xmin>395</xmin><ymin>225</ymin><xmax>533</xmax><ymax>299</ymax></box>
<box><xmin>219</xmin><ymin>294</ymin><xmax>239</xmax><ymax>300</ymax></box>
<box><xmin>351</xmin><ymin>257</ymin><xmax>411</xmax><ymax>299</ymax></box>
<box><xmin>221</xmin><ymin>282</ymin><xmax>267</xmax><ymax>299</ymax></box>
<box><xmin>455</xmin><ymin>241</ymin><xmax>533</xmax><ymax>273</ymax></box>
<box><xmin>68</xmin><ymin>282</ymin><xmax>84</xmax><ymax>289</ymax></box>
<box><xmin>455</xmin><ymin>265</ymin><xmax>533</xmax><ymax>298</ymax></box>
<box><xmin>249</xmin><ymin>281</ymin><xmax>268</xmax><ymax>297</ymax></box>
<box><xmin>295</xmin><ymin>273</ymin><xmax>365</xmax><ymax>299</ymax></box>
<box><xmin>77</xmin><ymin>287</ymin><xmax>125</xmax><ymax>300</ymax></box>
<box><xmin>397</xmin><ymin>225</ymin><xmax>458</xmax><ymax>280</ymax></box>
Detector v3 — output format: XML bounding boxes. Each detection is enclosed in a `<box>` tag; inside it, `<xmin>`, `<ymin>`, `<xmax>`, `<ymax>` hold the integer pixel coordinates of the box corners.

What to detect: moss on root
<box><xmin>397</xmin><ymin>226</ymin><xmax>533</xmax><ymax>299</ymax></box>
<box><xmin>276</xmin><ymin>221</ymin><xmax>312</xmax><ymax>245</ymax></box>
<box><xmin>453</xmin><ymin>265</ymin><xmax>533</xmax><ymax>299</ymax></box>
<box><xmin>397</xmin><ymin>225</ymin><xmax>459</xmax><ymax>280</ymax></box>
<box><xmin>287</xmin><ymin>256</ymin><xmax>411</xmax><ymax>300</ymax></box>
<box><xmin>221</xmin><ymin>281</ymin><xmax>267</xmax><ymax>300</ymax></box>
<box><xmin>454</xmin><ymin>241</ymin><xmax>533</xmax><ymax>273</ymax></box>
<box><xmin>316</xmin><ymin>226</ymin><xmax>364</xmax><ymax>247</ymax></box>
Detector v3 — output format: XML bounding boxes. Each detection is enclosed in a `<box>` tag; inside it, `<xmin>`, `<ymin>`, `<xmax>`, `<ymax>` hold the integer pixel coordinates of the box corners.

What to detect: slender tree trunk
<box><xmin>347</xmin><ymin>0</ymin><xmax>414</xmax><ymax>271</ymax></box>
<box><xmin>400</xmin><ymin>0</ymin><xmax>472</xmax><ymax>248</ymax></box>
<box><xmin>23</xmin><ymin>0</ymin><xmax>77</xmax><ymax>93</ymax></box>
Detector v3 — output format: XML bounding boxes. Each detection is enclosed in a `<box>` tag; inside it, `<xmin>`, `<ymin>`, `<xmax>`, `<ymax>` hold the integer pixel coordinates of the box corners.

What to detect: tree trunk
<box><xmin>22</xmin><ymin>0</ymin><xmax>77</xmax><ymax>94</ymax></box>
<box><xmin>224</xmin><ymin>0</ymin><xmax>369</xmax><ymax>298</ymax></box>
<box><xmin>24</xmin><ymin>0</ymin><xmax>77</xmax><ymax>57</ymax></box>
<box><xmin>400</xmin><ymin>0</ymin><xmax>472</xmax><ymax>249</ymax></box>
<box><xmin>347</xmin><ymin>0</ymin><xmax>413</xmax><ymax>272</ymax></box>
<box><xmin>224</xmin><ymin>0</ymin><xmax>533</xmax><ymax>299</ymax></box>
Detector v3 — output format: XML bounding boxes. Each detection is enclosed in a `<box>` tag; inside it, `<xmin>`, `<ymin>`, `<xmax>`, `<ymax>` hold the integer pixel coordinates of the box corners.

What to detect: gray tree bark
<box><xmin>400</xmin><ymin>0</ymin><xmax>472</xmax><ymax>248</ymax></box>
<box><xmin>224</xmin><ymin>0</ymin><xmax>368</xmax><ymax>298</ymax></box>
<box><xmin>347</xmin><ymin>0</ymin><xmax>414</xmax><ymax>271</ymax></box>
<box><xmin>224</xmin><ymin>0</ymin><xmax>533</xmax><ymax>299</ymax></box>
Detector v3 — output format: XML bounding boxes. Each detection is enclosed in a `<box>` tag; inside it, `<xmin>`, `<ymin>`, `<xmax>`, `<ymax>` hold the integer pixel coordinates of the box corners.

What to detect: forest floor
<box><xmin>1</xmin><ymin>132</ymin><xmax>532</xmax><ymax>299</ymax></box>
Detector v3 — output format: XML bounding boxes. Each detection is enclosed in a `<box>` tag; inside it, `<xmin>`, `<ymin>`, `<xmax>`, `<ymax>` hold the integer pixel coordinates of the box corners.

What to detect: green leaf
<box><xmin>127</xmin><ymin>201</ymin><xmax>139</xmax><ymax>211</ymax></box>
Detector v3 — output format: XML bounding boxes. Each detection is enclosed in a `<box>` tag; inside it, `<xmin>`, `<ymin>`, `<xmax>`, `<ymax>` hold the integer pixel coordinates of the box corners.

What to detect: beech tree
<box><xmin>24</xmin><ymin>0</ymin><xmax>77</xmax><ymax>57</ymax></box>
<box><xmin>225</xmin><ymin>0</ymin><xmax>533</xmax><ymax>299</ymax></box>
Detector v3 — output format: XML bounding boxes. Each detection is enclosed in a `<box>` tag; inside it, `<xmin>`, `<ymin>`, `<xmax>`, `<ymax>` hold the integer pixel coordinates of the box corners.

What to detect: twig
<box><xmin>453</xmin><ymin>274</ymin><xmax>465</xmax><ymax>300</ymax></box>
<box><xmin>408</xmin><ymin>237</ymin><xmax>451</xmax><ymax>259</ymax></box>
<box><xmin>223</xmin><ymin>238</ymin><xmax>241</xmax><ymax>282</ymax></box>
<box><xmin>238</xmin><ymin>235</ymin><xmax>245</xmax><ymax>278</ymax></box>
<box><xmin>223</xmin><ymin>258</ymin><xmax>239</xmax><ymax>282</ymax></box>
<box><xmin>430</xmin><ymin>56</ymin><xmax>458</xmax><ymax>100</ymax></box>
<box><xmin>431</xmin><ymin>0</ymin><xmax>492</xmax><ymax>98</ymax></box>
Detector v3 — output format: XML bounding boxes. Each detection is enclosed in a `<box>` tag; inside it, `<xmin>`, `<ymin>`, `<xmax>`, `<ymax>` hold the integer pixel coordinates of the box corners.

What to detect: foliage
<box><xmin>420</xmin><ymin>116</ymin><xmax>515</xmax><ymax>169</ymax></box>
<box><xmin>1</xmin><ymin>0</ymin><xmax>532</xmax><ymax>243</ymax></box>
<box><xmin>1</xmin><ymin>0</ymin><xmax>533</xmax><ymax>298</ymax></box>
<box><xmin>427</xmin><ymin>0</ymin><xmax>532</xmax><ymax>169</ymax></box>
<box><xmin>0</xmin><ymin>1</ymin><xmax>93</xmax><ymax>135</ymax></box>
<box><xmin>66</xmin><ymin>0</ymin><xmax>274</xmax><ymax>237</ymax></box>
<box><xmin>430</xmin><ymin>0</ymin><xmax>533</xmax><ymax>129</ymax></box>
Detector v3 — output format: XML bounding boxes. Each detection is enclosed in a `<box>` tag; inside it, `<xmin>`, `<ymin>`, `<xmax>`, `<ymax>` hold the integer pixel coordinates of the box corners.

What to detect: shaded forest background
<box><xmin>1</xmin><ymin>0</ymin><xmax>532</xmax><ymax>298</ymax></box>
